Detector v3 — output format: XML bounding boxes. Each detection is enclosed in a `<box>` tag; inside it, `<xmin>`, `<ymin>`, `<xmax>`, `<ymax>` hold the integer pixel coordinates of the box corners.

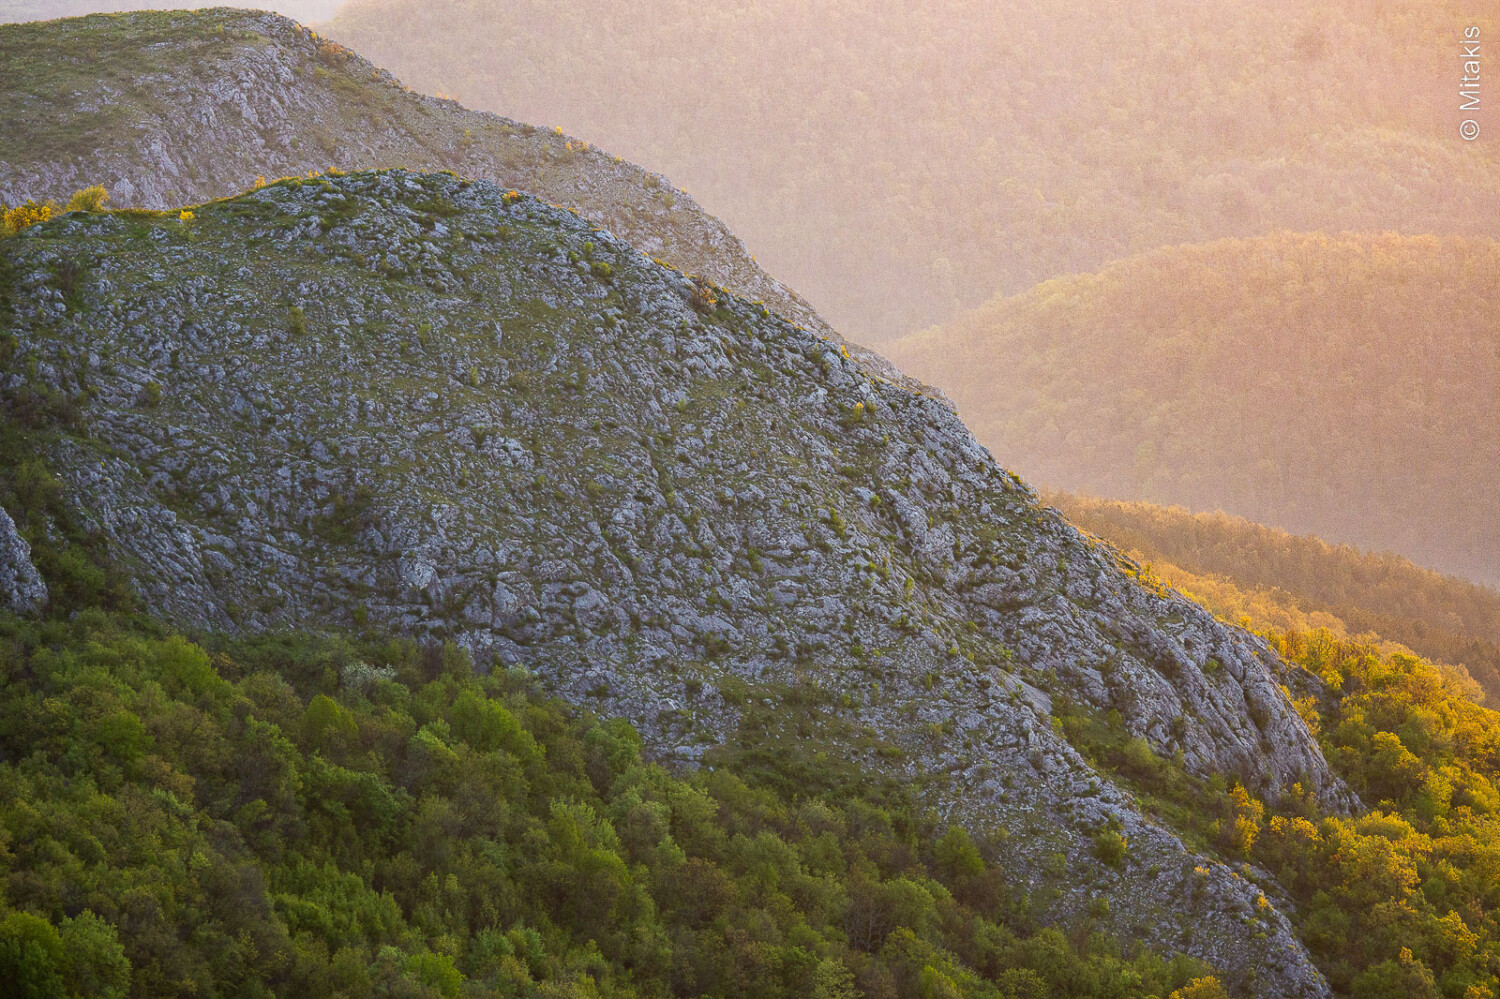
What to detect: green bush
<box><xmin>3</xmin><ymin>186</ymin><xmax>110</xmax><ymax>237</ymax></box>
<box><xmin>63</xmin><ymin>185</ymin><xmax>108</xmax><ymax>213</ymax></box>
<box><xmin>1092</xmin><ymin>829</ymin><xmax>1128</xmax><ymax>868</ymax></box>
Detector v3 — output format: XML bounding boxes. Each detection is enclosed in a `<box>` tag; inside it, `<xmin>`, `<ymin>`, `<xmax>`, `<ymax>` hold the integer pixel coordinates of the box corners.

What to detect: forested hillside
<box><xmin>323</xmin><ymin>0</ymin><xmax>1498</xmax><ymax>341</ymax></box>
<box><xmin>1051</xmin><ymin>493</ymin><xmax>1500</xmax><ymax>704</ymax></box>
<box><xmin>5</xmin><ymin>211</ymin><xmax>1500</xmax><ymax>992</ymax></box>
<box><xmin>4</xmin><ymin>6</ymin><xmax>1498</xmax><ymax>995</ymax></box>
<box><xmin>888</xmin><ymin>233</ymin><xmax>1500</xmax><ymax>585</ymax></box>
<box><xmin>4</xmin><ymin>183</ymin><xmax>1500</xmax><ymax>994</ymax></box>
<box><xmin>1</xmin><ymin>609</ymin><xmax>1233</xmax><ymax>999</ymax></box>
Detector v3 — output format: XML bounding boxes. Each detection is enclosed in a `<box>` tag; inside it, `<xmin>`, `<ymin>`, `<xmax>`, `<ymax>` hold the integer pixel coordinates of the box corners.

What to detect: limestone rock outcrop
<box><xmin>0</xmin><ymin>170</ymin><xmax>1356</xmax><ymax>994</ymax></box>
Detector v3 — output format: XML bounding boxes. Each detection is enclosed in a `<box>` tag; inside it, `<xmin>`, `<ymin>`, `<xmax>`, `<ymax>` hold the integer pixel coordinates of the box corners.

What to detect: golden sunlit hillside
<box><xmin>1047</xmin><ymin>497</ymin><xmax>1500</xmax><ymax>999</ymax></box>
<box><xmin>324</xmin><ymin>0</ymin><xmax>1497</xmax><ymax>342</ymax></box>
<box><xmin>1051</xmin><ymin>492</ymin><xmax>1500</xmax><ymax>703</ymax></box>
<box><xmin>889</xmin><ymin>232</ymin><xmax>1500</xmax><ymax>584</ymax></box>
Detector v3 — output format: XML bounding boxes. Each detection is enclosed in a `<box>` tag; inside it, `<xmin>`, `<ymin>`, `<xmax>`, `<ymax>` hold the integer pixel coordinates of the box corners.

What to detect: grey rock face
<box><xmin>0</xmin><ymin>506</ymin><xmax>46</xmax><ymax>614</ymax></box>
<box><xmin>1</xmin><ymin>170</ymin><xmax>1350</xmax><ymax>996</ymax></box>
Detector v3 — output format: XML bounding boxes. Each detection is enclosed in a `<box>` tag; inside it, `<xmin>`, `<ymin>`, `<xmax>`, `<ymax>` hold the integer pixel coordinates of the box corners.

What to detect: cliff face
<box><xmin>0</xmin><ymin>506</ymin><xmax>46</xmax><ymax>613</ymax></box>
<box><xmin>3</xmin><ymin>169</ymin><xmax>1353</xmax><ymax>995</ymax></box>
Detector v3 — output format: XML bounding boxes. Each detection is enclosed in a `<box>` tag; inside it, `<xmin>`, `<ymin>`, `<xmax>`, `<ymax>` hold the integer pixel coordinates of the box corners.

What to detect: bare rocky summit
<box><xmin>0</xmin><ymin>8</ymin><xmax>854</xmax><ymax>352</ymax></box>
<box><xmin>2</xmin><ymin>168</ymin><xmax>1354</xmax><ymax>995</ymax></box>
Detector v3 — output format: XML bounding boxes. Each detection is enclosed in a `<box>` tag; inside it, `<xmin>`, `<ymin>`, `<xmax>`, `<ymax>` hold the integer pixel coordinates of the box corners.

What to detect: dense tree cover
<box><xmin>1253</xmin><ymin>630</ymin><xmax>1500</xmax><ymax>998</ymax></box>
<box><xmin>1051</xmin><ymin>494</ymin><xmax>1500</xmax><ymax>704</ymax></box>
<box><xmin>324</xmin><ymin>0</ymin><xmax>1499</xmax><ymax>341</ymax></box>
<box><xmin>1064</xmin><ymin>635</ymin><xmax>1500</xmax><ymax>998</ymax></box>
<box><xmin>0</xmin><ymin>610</ymin><xmax>1234</xmax><ymax>999</ymax></box>
<box><xmin>889</xmin><ymin>232</ymin><xmax>1500</xmax><ymax>585</ymax></box>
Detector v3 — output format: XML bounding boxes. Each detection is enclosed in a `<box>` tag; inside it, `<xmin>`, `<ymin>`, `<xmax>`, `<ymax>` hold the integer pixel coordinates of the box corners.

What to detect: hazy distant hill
<box><xmin>888</xmin><ymin>232</ymin><xmax>1500</xmax><ymax>585</ymax></box>
<box><xmin>324</xmin><ymin>0</ymin><xmax>1499</xmax><ymax>342</ymax></box>
<box><xmin>1052</xmin><ymin>492</ymin><xmax>1500</xmax><ymax>703</ymax></box>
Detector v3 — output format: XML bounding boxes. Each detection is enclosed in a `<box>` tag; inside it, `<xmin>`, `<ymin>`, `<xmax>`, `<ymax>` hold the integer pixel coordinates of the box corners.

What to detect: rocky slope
<box><xmin>0</xmin><ymin>8</ymin><xmax>847</xmax><ymax>352</ymax></box>
<box><xmin>0</xmin><ymin>0</ymin><xmax>341</xmax><ymax>25</ymax></box>
<box><xmin>2</xmin><ymin>169</ymin><xmax>1353</xmax><ymax>995</ymax></box>
<box><xmin>0</xmin><ymin>506</ymin><xmax>45</xmax><ymax>612</ymax></box>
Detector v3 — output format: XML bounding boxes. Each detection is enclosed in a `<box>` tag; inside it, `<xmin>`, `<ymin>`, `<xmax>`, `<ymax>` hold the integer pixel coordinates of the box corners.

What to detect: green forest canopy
<box><xmin>889</xmin><ymin>232</ymin><xmax>1500</xmax><ymax>586</ymax></box>
<box><xmin>324</xmin><ymin>0</ymin><xmax>1498</xmax><ymax>342</ymax></box>
<box><xmin>0</xmin><ymin>610</ymin><xmax>1236</xmax><ymax>999</ymax></box>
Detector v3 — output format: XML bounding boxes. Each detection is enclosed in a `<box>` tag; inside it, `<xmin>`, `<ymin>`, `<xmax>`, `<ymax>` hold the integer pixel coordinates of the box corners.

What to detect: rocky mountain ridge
<box><xmin>0</xmin><ymin>8</ymin><xmax>881</xmax><ymax>364</ymax></box>
<box><xmin>0</xmin><ymin>0</ymin><xmax>340</xmax><ymax>22</ymax></box>
<box><xmin>1</xmin><ymin>168</ymin><xmax>1352</xmax><ymax>995</ymax></box>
